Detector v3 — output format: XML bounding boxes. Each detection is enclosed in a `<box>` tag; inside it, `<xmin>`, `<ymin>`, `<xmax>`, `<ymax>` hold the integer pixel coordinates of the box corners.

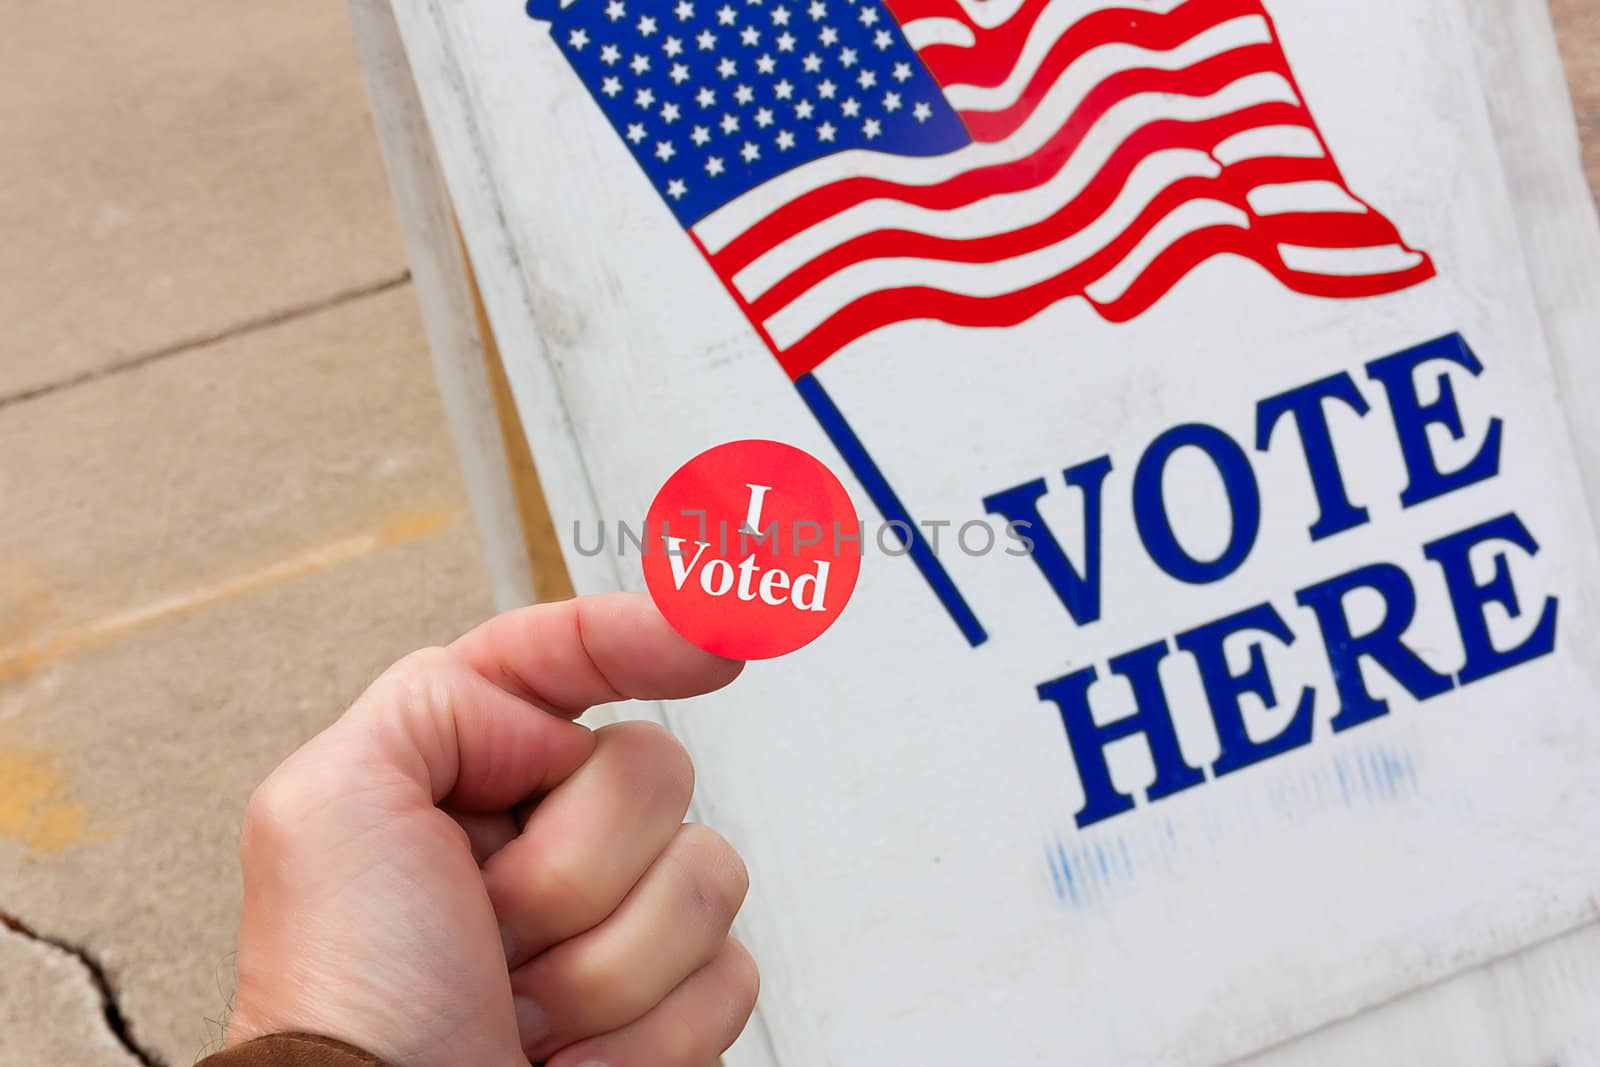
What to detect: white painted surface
<box><xmin>365</xmin><ymin>0</ymin><xmax>1600</xmax><ymax>1062</ymax></box>
<box><xmin>344</xmin><ymin>0</ymin><xmax>537</xmax><ymax>610</ymax></box>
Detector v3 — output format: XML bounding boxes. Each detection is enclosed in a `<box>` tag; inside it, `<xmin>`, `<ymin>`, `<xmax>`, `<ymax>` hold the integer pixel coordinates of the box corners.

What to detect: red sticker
<box><xmin>642</xmin><ymin>439</ymin><xmax>861</xmax><ymax>660</ymax></box>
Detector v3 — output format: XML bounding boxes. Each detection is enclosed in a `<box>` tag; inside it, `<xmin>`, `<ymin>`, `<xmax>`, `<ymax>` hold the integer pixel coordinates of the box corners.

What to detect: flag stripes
<box><xmin>687</xmin><ymin>0</ymin><xmax>1435</xmax><ymax>379</ymax></box>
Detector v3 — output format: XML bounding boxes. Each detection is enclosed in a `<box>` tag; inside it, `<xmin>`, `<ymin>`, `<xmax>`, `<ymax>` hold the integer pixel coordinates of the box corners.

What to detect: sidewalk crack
<box><xmin>0</xmin><ymin>270</ymin><xmax>413</xmax><ymax>412</ymax></box>
<box><xmin>1</xmin><ymin>909</ymin><xmax>167</xmax><ymax>1067</ymax></box>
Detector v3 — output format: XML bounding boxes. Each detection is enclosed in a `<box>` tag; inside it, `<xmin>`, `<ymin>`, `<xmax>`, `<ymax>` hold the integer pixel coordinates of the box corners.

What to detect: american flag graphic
<box><xmin>526</xmin><ymin>0</ymin><xmax>1436</xmax><ymax>380</ymax></box>
<box><xmin>524</xmin><ymin>0</ymin><xmax>1437</xmax><ymax>645</ymax></box>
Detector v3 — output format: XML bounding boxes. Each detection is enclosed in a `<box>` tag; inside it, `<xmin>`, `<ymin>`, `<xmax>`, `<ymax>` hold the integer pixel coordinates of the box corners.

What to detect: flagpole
<box><xmin>794</xmin><ymin>373</ymin><xmax>988</xmax><ymax>648</ymax></box>
<box><xmin>680</xmin><ymin>233</ymin><xmax>988</xmax><ymax>648</ymax></box>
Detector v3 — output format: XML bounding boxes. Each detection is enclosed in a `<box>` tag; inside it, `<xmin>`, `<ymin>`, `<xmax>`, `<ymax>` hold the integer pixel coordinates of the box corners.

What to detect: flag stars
<box><xmin>573</xmin><ymin>0</ymin><xmax>940</xmax><ymax>201</ymax></box>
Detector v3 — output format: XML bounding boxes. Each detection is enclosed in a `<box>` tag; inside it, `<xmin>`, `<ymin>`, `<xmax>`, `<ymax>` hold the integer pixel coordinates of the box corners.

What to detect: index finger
<box><xmin>449</xmin><ymin>592</ymin><xmax>744</xmax><ymax>718</ymax></box>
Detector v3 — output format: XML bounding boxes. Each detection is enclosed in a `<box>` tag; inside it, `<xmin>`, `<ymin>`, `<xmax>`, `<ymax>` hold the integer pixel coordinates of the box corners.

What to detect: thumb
<box><xmin>296</xmin><ymin>591</ymin><xmax>738</xmax><ymax>815</ymax></box>
<box><xmin>329</xmin><ymin>645</ymin><xmax>598</xmax><ymax>813</ymax></box>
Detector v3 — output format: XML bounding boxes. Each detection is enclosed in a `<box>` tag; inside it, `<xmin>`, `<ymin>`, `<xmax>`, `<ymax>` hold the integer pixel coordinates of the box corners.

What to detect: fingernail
<box><xmin>499</xmin><ymin>927</ymin><xmax>517</xmax><ymax>962</ymax></box>
<box><xmin>513</xmin><ymin>995</ymin><xmax>550</xmax><ymax>1048</ymax></box>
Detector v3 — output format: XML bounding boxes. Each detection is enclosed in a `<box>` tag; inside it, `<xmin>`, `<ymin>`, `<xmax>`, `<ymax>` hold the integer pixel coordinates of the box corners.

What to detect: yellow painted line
<box><xmin>0</xmin><ymin>508</ymin><xmax>458</xmax><ymax>683</ymax></box>
<box><xmin>0</xmin><ymin>749</ymin><xmax>87</xmax><ymax>855</ymax></box>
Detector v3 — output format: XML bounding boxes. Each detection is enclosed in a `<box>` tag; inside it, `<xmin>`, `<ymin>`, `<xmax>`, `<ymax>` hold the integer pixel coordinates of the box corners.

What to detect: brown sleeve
<box><xmin>196</xmin><ymin>1034</ymin><xmax>390</xmax><ymax>1067</ymax></box>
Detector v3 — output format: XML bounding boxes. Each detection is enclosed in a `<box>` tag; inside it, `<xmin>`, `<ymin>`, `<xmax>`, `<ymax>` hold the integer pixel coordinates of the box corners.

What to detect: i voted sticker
<box><xmin>642</xmin><ymin>439</ymin><xmax>861</xmax><ymax>660</ymax></box>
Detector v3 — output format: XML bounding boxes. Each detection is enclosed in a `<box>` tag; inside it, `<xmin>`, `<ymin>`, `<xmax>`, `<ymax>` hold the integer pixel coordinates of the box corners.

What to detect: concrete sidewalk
<box><xmin>0</xmin><ymin>2</ymin><xmax>1596</xmax><ymax>1065</ymax></box>
<box><xmin>0</xmin><ymin>4</ymin><xmax>493</xmax><ymax>1063</ymax></box>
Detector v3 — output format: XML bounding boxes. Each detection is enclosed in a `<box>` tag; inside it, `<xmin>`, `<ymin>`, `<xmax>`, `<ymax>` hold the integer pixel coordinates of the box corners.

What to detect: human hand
<box><xmin>225</xmin><ymin>593</ymin><xmax>757</xmax><ymax>1066</ymax></box>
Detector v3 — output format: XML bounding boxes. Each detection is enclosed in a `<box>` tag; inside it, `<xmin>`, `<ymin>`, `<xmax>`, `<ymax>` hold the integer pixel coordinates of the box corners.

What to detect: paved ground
<box><xmin>0</xmin><ymin>3</ymin><xmax>494</xmax><ymax>1063</ymax></box>
<box><xmin>0</xmin><ymin>3</ymin><xmax>1595</xmax><ymax>1066</ymax></box>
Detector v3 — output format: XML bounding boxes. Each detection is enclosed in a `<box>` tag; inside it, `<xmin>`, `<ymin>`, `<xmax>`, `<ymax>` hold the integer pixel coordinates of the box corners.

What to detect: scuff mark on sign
<box><xmin>1047</xmin><ymin>834</ymin><xmax>1138</xmax><ymax>909</ymax></box>
<box><xmin>1325</xmin><ymin>745</ymin><xmax>1420</xmax><ymax>810</ymax></box>
<box><xmin>1045</xmin><ymin>744</ymin><xmax>1422</xmax><ymax>908</ymax></box>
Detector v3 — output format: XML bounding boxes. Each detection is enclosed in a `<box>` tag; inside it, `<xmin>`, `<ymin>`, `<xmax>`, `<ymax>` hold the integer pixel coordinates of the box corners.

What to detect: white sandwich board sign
<box><xmin>356</xmin><ymin>0</ymin><xmax>1600</xmax><ymax>1062</ymax></box>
